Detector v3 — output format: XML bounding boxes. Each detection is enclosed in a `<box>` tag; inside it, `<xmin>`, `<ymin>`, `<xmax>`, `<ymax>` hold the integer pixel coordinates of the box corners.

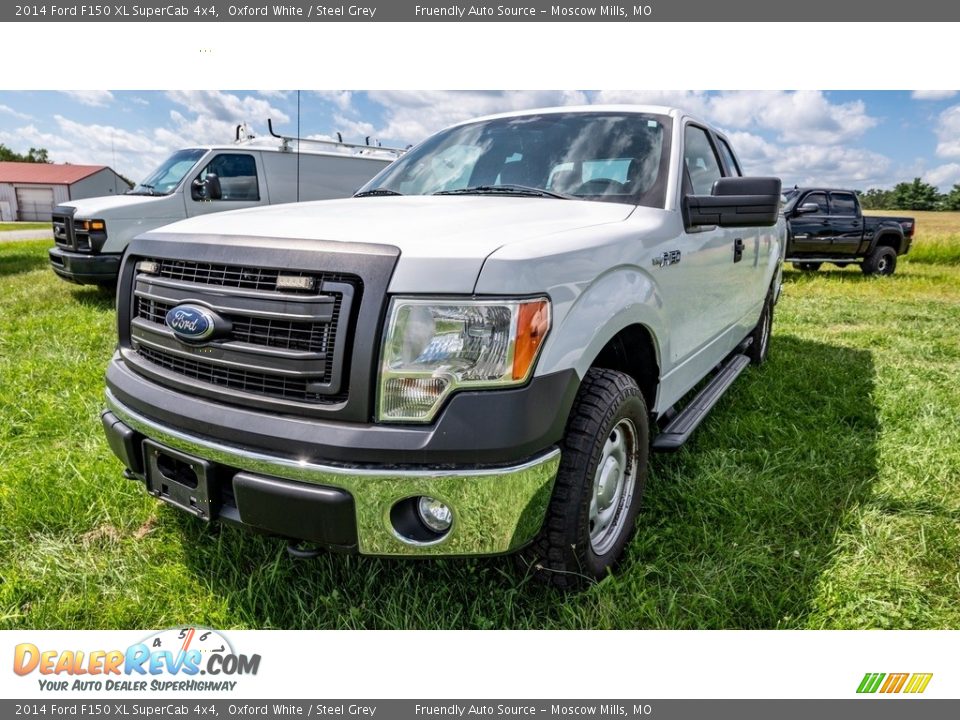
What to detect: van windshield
<box><xmin>358</xmin><ymin>112</ymin><xmax>673</xmax><ymax>208</ymax></box>
<box><xmin>129</xmin><ymin>148</ymin><xmax>206</xmax><ymax>196</ymax></box>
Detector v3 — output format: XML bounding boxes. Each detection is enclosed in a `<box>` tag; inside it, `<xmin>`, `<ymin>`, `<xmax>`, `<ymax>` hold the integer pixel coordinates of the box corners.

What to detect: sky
<box><xmin>0</xmin><ymin>89</ymin><xmax>958</xmax><ymax>191</ymax></box>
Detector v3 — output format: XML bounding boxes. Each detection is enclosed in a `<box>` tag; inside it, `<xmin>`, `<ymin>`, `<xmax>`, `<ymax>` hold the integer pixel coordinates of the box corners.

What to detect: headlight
<box><xmin>377</xmin><ymin>297</ymin><xmax>551</xmax><ymax>422</ymax></box>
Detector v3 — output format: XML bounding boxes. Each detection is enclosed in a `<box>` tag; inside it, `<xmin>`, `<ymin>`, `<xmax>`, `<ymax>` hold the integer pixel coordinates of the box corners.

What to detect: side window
<box><xmin>683</xmin><ymin>125</ymin><xmax>723</xmax><ymax>196</ymax></box>
<box><xmin>716</xmin><ymin>138</ymin><xmax>742</xmax><ymax>177</ymax></box>
<box><xmin>830</xmin><ymin>192</ymin><xmax>857</xmax><ymax>216</ymax></box>
<box><xmin>804</xmin><ymin>192</ymin><xmax>829</xmax><ymax>214</ymax></box>
<box><xmin>197</xmin><ymin>154</ymin><xmax>260</xmax><ymax>201</ymax></box>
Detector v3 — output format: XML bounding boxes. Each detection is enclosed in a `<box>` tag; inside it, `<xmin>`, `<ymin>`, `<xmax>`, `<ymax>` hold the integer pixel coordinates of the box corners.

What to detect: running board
<box><xmin>652</xmin><ymin>353</ymin><xmax>751</xmax><ymax>452</ymax></box>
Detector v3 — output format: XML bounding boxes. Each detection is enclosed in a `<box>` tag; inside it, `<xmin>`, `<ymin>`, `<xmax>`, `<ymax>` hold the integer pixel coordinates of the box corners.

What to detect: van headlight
<box><xmin>377</xmin><ymin>297</ymin><xmax>551</xmax><ymax>423</ymax></box>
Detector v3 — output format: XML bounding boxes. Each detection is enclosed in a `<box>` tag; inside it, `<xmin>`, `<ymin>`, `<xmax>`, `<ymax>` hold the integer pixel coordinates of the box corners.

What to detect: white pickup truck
<box><xmin>101</xmin><ymin>106</ymin><xmax>785</xmax><ymax>589</ymax></box>
<box><xmin>49</xmin><ymin>129</ymin><xmax>401</xmax><ymax>286</ymax></box>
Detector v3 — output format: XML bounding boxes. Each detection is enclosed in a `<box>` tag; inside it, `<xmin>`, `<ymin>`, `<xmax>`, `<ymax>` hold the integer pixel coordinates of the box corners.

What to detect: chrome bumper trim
<box><xmin>105</xmin><ymin>390</ymin><xmax>560</xmax><ymax>556</ymax></box>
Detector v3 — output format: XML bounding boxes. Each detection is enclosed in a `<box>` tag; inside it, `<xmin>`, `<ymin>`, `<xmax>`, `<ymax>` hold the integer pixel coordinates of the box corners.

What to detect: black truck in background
<box><xmin>784</xmin><ymin>187</ymin><xmax>915</xmax><ymax>275</ymax></box>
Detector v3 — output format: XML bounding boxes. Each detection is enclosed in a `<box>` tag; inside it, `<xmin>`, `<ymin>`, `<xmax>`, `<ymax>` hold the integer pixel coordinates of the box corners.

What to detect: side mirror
<box><xmin>685</xmin><ymin>177</ymin><xmax>782</xmax><ymax>228</ymax></box>
<box><xmin>795</xmin><ymin>202</ymin><xmax>820</xmax><ymax>215</ymax></box>
<box><xmin>191</xmin><ymin>174</ymin><xmax>223</xmax><ymax>201</ymax></box>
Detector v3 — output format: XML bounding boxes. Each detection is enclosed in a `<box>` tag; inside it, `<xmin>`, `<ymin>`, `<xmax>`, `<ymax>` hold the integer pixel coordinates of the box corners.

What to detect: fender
<box><xmin>866</xmin><ymin>223</ymin><xmax>905</xmax><ymax>256</ymax></box>
<box><xmin>535</xmin><ymin>264</ymin><xmax>667</xmax><ymax>383</ymax></box>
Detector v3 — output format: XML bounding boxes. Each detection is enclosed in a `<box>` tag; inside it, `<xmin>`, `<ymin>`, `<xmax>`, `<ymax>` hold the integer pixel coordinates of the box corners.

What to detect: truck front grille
<box><xmin>125</xmin><ymin>257</ymin><xmax>359</xmax><ymax>412</ymax></box>
<box><xmin>149</xmin><ymin>258</ymin><xmax>355</xmax><ymax>295</ymax></box>
<box><xmin>136</xmin><ymin>296</ymin><xmax>339</xmax><ymax>354</ymax></box>
<box><xmin>136</xmin><ymin>346</ymin><xmax>346</xmax><ymax>404</ymax></box>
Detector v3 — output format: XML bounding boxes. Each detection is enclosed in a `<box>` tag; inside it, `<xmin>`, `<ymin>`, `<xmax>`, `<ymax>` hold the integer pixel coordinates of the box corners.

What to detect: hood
<box><xmin>62</xmin><ymin>193</ymin><xmax>179</xmax><ymax>219</ymax></box>
<box><xmin>146</xmin><ymin>196</ymin><xmax>634</xmax><ymax>292</ymax></box>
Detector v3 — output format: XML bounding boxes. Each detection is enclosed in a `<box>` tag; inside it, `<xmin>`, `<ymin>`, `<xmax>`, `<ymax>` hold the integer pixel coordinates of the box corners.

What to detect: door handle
<box><xmin>734</xmin><ymin>237</ymin><xmax>744</xmax><ymax>263</ymax></box>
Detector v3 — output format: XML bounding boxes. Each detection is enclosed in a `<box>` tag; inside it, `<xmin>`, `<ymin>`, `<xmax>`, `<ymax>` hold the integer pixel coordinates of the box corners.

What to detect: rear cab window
<box><xmin>829</xmin><ymin>192</ymin><xmax>858</xmax><ymax>216</ymax></box>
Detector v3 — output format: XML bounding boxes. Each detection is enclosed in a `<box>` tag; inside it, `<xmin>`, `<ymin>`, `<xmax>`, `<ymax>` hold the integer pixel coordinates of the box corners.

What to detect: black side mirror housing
<box><xmin>191</xmin><ymin>174</ymin><xmax>223</xmax><ymax>201</ymax></box>
<box><xmin>686</xmin><ymin>176</ymin><xmax>782</xmax><ymax>228</ymax></box>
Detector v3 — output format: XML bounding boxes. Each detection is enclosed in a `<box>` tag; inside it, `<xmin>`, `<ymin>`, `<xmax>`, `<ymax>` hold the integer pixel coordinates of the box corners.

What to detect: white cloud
<box><xmin>0</xmin><ymin>104</ymin><xmax>31</xmax><ymax>120</ymax></box>
<box><xmin>365</xmin><ymin>90</ymin><xmax>588</xmax><ymax>144</ymax></box>
<box><xmin>130</xmin><ymin>97</ymin><xmax>150</xmax><ymax>106</ymax></box>
<box><xmin>911</xmin><ymin>90</ymin><xmax>957</xmax><ymax>101</ymax></box>
<box><xmin>314</xmin><ymin>91</ymin><xmax>354</xmax><ymax>112</ymax></box>
<box><xmin>709</xmin><ymin>91</ymin><xmax>877</xmax><ymax>144</ymax></box>
<box><xmin>925</xmin><ymin>163</ymin><xmax>960</xmax><ymax>189</ymax></box>
<box><xmin>165</xmin><ymin>90</ymin><xmax>290</xmax><ymax>126</ymax></box>
<box><xmin>724</xmin><ymin>130</ymin><xmax>893</xmax><ymax>188</ymax></box>
<box><xmin>594</xmin><ymin>91</ymin><xmax>877</xmax><ymax>145</ymax></box>
<box><xmin>934</xmin><ymin>104</ymin><xmax>960</xmax><ymax>158</ymax></box>
<box><xmin>592</xmin><ymin>90</ymin><xmax>709</xmax><ymax>114</ymax></box>
<box><xmin>60</xmin><ymin>90</ymin><xmax>114</xmax><ymax>107</ymax></box>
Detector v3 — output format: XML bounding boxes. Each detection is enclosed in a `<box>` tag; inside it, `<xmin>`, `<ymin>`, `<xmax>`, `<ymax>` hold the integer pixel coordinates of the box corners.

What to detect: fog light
<box><xmin>417</xmin><ymin>496</ymin><xmax>452</xmax><ymax>533</ymax></box>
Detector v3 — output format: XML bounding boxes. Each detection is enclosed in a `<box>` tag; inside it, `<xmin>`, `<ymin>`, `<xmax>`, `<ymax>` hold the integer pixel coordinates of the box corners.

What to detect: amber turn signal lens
<box><xmin>90</xmin><ymin>220</ymin><xmax>106</xmax><ymax>231</ymax></box>
<box><xmin>513</xmin><ymin>299</ymin><xmax>550</xmax><ymax>380</ymax></box>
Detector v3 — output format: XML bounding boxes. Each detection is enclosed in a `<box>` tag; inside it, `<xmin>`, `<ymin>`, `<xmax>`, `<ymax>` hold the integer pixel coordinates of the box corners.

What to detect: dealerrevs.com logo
<box><xmin>13</xmin><ymin>627</ymin><xmax>261</xmax><ymax>692</ymax></box>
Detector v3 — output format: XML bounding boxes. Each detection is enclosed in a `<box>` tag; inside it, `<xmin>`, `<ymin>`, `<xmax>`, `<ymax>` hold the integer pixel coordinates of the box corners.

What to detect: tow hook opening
<box><xmin>390</xmin><ymin>496</ymin><xmax>453</xmax><ymax>545</ymax></box>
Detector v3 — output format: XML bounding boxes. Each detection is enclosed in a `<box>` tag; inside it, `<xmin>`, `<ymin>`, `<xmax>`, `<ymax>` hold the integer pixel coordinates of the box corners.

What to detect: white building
<box><xmin>0</xmin><ymin>162</ymin><xmax>131</xmax><ymax>221</ymax></box>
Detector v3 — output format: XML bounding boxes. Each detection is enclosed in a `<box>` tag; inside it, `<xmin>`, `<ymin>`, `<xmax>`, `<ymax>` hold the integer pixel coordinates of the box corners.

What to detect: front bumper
<box><xmin>103</xmin><ymin>392</ymin><xmax>561</xmax><ymax>557</ymax></box>
<box><xmin>48</xmin><ymin>247</ymin><xmax>120</xmax><ymax>285</ymax></box>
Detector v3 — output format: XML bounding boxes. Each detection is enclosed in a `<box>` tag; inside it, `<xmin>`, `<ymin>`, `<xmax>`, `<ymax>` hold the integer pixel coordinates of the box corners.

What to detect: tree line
<box><xmin>0</xmin><ymin>143</ymin><xmax>50</xmax><ymax>164</ymax></box>
<box><xmin>857</xmin><ymin>178</ymin><xmax>960</xmax><ymax>211</ymax></box>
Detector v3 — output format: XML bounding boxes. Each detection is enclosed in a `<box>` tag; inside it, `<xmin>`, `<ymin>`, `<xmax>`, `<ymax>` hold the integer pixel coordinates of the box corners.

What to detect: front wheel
<box><xmin>519</xmin><ymin>368</ymin><xmax>649</xmax><ymax>590</ymax></box>
<box><xmin>747</xmin><ymin>292</ymin><xmax>774</xmax><ymax>365</ymax></box>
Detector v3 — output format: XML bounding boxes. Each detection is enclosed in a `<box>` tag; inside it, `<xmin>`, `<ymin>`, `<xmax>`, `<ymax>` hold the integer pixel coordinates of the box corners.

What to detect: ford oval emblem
<box><xmin>165</xmin><ymin>304</ymin><xmax>216</xmax><ymax>341</ymax></box>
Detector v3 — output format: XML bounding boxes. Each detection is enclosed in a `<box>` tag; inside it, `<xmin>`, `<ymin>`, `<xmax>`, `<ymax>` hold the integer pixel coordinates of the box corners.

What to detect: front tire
<box><xmin>861</xmin><ymin>246</ymin><xmax>897</xmax><ymax>276</ymax></box>
<box><xmin>747</xmin><ymin>292</ymin><xmax>774</xmax><ymax>365</ymax></box>
<box><xmin>520</xmin><ymin>368</ymin><xmax>649</xmax><ymax>590</ymax></box>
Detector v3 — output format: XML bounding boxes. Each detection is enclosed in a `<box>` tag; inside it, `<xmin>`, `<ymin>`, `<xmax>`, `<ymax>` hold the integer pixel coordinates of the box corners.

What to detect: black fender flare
<box><xmin>866</xmin><ymin>225</ymin><xmax>905</xmax><ymax>256</ymax></box>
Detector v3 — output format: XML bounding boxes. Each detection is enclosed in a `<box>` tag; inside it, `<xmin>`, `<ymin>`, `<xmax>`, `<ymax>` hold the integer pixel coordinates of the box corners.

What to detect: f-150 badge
<box><xmin>652</xmin><ymin>250</ymin><xmax>682</xmax><ymax>267</ymax></box>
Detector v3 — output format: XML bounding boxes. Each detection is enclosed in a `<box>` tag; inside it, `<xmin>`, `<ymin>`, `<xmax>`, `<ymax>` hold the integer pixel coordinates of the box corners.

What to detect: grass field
<box><xmin>1</xmin><ymin>219</ymin><xmax>959</xmax><ymax>630</ymax></box>
<box><xmin>0</xmin><ymin>222</ymin><xmax>50</xmax><ymax>232</ymax></box>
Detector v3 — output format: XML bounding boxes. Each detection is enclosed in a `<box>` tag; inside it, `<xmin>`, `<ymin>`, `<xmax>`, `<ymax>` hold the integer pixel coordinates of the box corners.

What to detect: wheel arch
<box><xmin>869</xmin><ymin>227</ymin><xmax>905</xmax><ymax>255</ymax></box>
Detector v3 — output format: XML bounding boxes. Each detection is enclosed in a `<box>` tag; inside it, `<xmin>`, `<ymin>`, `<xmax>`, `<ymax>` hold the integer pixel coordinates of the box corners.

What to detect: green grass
<box><xmin>0</xmin><ymin>222</ymin><xmax>49</xmax><ymax>232</ymax></box>
<box><xmin>871</xmin><ymin>210</ymin><xmax>960</xmax><ymax>265</ymax></box>
<box><xmin>1</xmin><ymin>235</ymin><xmax>959</xmax><ymax>630</ymax></box>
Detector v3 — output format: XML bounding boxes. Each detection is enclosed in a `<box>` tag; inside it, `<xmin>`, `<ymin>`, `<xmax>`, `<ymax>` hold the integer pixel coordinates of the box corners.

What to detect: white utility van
<box><xmin>49</xmin><ymin>125</ymin><xmax>403</xmax><ymax>285</ymax></box>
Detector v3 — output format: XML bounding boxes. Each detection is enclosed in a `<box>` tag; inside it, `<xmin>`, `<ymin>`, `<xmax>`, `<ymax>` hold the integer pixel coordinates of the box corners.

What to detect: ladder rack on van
<box><xmin>234</xmin><ymin>120</ymin><xmax>406</xmax><ymax>159</ymax></box>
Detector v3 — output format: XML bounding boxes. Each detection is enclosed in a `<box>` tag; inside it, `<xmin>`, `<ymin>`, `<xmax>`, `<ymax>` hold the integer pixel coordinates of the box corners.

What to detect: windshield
<box><xmin>359</xmin><ymin>112</ymin><xmax>673</xmax><ymax>208</ymax></box>
<box><xmin>129</xmin><ymin>148</ymin><xmax>206</xmax><ymax>196</ymax></box>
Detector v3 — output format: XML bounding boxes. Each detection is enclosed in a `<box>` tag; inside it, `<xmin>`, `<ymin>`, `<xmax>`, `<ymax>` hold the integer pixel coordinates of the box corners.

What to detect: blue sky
<box><xmin>1</xmin><ymin>90</ymin><xmax>958</xmax><ymax>191</ymax></box>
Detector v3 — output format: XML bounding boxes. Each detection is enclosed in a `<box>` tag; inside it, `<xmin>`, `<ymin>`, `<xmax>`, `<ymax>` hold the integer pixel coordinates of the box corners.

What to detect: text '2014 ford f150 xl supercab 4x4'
<box><xmin>101</xmin><ymin>106</ymin><xmax>786</xmax><ymax>588</ymax></box>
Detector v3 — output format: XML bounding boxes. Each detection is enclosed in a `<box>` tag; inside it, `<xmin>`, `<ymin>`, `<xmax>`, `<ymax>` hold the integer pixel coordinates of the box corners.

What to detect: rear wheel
<box><xmin>861</xmin><ymin>246</ymin><xmax>897</xmax><ymax>276</ymax></box>
<box><xmin>793</xmin><ymin>262</ymin><xmax>822</xmax><ymax>272</ymax></box>
<box><xmin>519</xmin><ymin>368</ymin><xmax>649</xmax><ymax>590</ymax></box>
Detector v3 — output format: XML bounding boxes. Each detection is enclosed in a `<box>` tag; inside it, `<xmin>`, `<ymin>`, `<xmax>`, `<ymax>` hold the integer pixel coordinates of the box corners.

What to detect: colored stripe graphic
<box><xmin>857</xmin><ymin>673</ymin><xmax>885</xmax><ymax>693</ymax></box>
<box><xmin>857</xmin><ymin>672</ymin><xmax>932</xmax><ymax>694</ymax></box>
<box><xmin>880</xmin><ymin>673</ymin><xmax>909</xmax><ymax>693</ymax></box>
<box><xmin>903</xmin><ymin>673</ymin><xmax>933</xmax><ymax>694</ymax></box>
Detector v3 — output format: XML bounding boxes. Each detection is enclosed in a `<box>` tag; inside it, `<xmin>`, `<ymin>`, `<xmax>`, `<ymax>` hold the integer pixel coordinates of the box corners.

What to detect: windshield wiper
<box><xmin>127</xmin><ymin>183</ymin><xmax>159</xmax><ymax>196</ymax></box>
<box><xmin>434</xmin><ymin>184</ymin><xmax>571</xmax><ymax>199</ymax></box>
<box><xmin>354</xmin><ymin>188</ymin><xmax>404</xmax><ymax>197</ymax></box>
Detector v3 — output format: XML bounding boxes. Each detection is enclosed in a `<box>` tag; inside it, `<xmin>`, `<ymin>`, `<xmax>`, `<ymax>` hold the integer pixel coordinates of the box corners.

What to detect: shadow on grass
<box><xmin>0</xmin><ymin>253</ymin><xmax>46</xmax><ymax>277</ymax></box>
<box><xmin>174</xmin><ymin>335</ymin><xmax>877</xmax><ymax>629</ymax></box>
<box><xmin>70</xmin><ymin>287</ymin><xmax>116</xmax><ymax>311</ymax></box>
